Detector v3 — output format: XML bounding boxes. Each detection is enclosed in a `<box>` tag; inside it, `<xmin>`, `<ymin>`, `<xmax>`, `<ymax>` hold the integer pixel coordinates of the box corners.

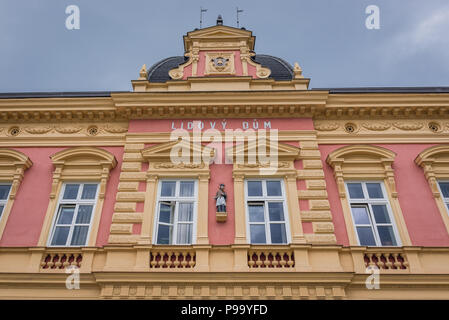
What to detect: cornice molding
<box><xmin>0</xmin><ymin>91</ymin><xmax>448</xmax><ymax>122</ymax></box>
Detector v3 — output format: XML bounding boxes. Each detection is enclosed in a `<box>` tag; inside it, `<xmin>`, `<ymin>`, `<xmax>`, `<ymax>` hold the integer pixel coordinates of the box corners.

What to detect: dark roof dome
<box><xmin>252</xmin><ymin>55</ymin><xmax>294</xmax><ymax>81</ymax></box>
<box><xmin>147</xmin><ymin>56</ymin><xmax>187</xmax><ymax>82</ymax></box>
<box><xmin>146</xmin><ymin>54</ymin><xmax>294</xmax><ymax>83</ymax></box>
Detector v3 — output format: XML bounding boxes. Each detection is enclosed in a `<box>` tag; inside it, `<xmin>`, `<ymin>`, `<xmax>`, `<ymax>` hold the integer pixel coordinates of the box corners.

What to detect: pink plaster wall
<box><xmin>319</xmin><ymin>144</ymin><xmax>449</xmax><ymax>247</ymax></box>
<box><xmin>0</xmin><ymin>147</ymin><xmax>123</xmax><ymax>247</ymax></box>
<box><xmin>181</xmin><ymin>64</ymin><xmax>192</xmax><ymax>80</ymax></box>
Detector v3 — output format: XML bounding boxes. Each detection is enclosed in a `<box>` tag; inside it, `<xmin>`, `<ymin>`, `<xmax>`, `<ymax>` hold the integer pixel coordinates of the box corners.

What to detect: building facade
<box><xmin>1</xmin><ymin>21</ymin><xmax>449</xmax><ymax>299</ymax></box>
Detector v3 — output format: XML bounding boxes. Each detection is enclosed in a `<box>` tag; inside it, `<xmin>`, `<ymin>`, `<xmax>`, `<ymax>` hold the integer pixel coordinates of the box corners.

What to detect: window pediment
<box><xmin>327</xmin><ymin>145</ymin><xmax>397</xmax><ymax>198</ymax></box>
<box><xmin>50</xmin><ymin>147</ymin><xmax>117</xmax><ymax>199</ymax></box>
<box><xmin>0</xmin><ymin>149</ymin><xmax>32</xmax><ymax>199</ymax></box>
<box><xmin>416</xmin><ymin>145</ymin><xmax>449</xmax><ymax>197</ymax></box>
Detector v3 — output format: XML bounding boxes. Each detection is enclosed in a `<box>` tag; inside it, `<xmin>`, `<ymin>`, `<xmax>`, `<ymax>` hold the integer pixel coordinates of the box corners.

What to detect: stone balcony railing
<box><xmin>247</xmin><ymin>248</ymin><xmax>295</xmax><ymax>269</ymax></box>
<box><xmin>0</xmin><ymin>245</ymin><xmax>448</xmax><ymax>275</ymax></box>
<box><xmin>149</xmin><ymin>248</ymin><xmax>196</xmax><ymax>269</ymax></box>
<box><xmin>364</xmin><ymin>251</ymin><xmax>409</xmax><ymax>270</ymax></box>
<box><xmin>40</xmin><ymin>251</ymin><xmax>83</xmax><ymax>270</ymax></box>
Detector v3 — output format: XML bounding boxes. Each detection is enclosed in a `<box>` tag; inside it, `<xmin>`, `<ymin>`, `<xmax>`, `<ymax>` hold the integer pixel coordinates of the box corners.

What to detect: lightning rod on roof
<box><xmin>236</xmin><ymin>7</ymin><xmax>244</xmax><ymax>28</ymax></box>
<box><xmin>200</xmin><ymin>7</ymin><xmax>207</xmax><ymax>29</ymax></box>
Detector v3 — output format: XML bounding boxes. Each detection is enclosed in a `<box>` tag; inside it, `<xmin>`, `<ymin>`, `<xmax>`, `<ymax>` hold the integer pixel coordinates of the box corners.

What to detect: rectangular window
<box><xmin>48</xmin><ymin>183</ymin><xmax>99</xmax><ymax>247</ymax></box>
<box><xmin>346</xmin><ymin>181</ymin><xmax>400</xmax><ymax>247</ymax></box>
<box><xmin>438</xmin><ymin>181</ymin><xmax>449</xmax><ymax>214</ymax></box>
<box><xmin>0</xmin><ymin>184</ymin><xmax>12</xmax><ymax>220</ymax></box>
<box><xmin>154</xmin><ymin>180</ymin><xmax>197</xmax><ymax>245</ymax></box>
<box><xmin>245</xmin><ymin>179</ymin><xmax>289</xmax><ymax>244</ymax></box>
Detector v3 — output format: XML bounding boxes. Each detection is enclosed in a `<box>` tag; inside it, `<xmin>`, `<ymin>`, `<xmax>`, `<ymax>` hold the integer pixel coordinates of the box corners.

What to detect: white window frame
<box><xmin>345</xmin><ymin>181</ymin><xmax>401</xmax><ymax>247</ymax></box>
<box><xmin>244</xmin><ymin>179</ymin><xmax>291</xmax><ymax>245</ymax></box>
<box><xmin>47</xmin><ymin>182</ymin><xmax>99</xmax><ymax>247</ymax></box>
<box><xmin>0</xmin><ymin>183</ymin><xmax>11</xmax><ymax>220</ymax></box>
<box><xmin>437</xmin><ymin>180</ymin><xmax>449</xmax><ymax>216</ymax></box>
<box><xmin>153</xmin><ymin>179</ymin><xmax>198</xmax><ymax>245</ymax></box>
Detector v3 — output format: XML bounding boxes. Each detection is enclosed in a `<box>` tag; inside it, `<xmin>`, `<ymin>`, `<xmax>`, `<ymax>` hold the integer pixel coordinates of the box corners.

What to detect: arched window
<box><xmin>38</xmin><ymin>147</ymin><xmax>116</xmax><ymax>247</ymax></box>
<box><xmin>0</xmin><ymin>149</ymin><xmax>32</xmax><ymax>239</ymax></box>
<box><xmin>416</xmin><ymin>145</ymin><xmax>449</xmax><ymax>235</ymax></box>
<box><xmin>327</xmin><ymin>145</ymin><xmax>411</xmax><ymax>246</ymax></box>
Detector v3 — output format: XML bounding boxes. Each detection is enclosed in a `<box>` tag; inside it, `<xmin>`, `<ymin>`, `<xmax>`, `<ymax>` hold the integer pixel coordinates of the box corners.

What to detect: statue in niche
<box><xmin>215</xmin><ymin>184</ymin><xmax>227</xmax><ymax>213</ymax></box>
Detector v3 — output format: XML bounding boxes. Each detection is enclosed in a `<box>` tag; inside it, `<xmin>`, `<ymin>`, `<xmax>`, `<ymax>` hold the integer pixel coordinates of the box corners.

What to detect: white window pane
<box><xmin>347</xmin><ymin>183</ymin><xmax>364</xmax><ymax>199</ymax></box>
<box><xmin>372</xmin><ymin>205</ymin><xmax>391</xmax><ymax>224</ymax></box>
<box><xmin>366</xmin><ymin>183</ymin><xmax>383</xmax><ymax>199</ymax></box>
<box><xmin>351</xmin><ymin>206</ymin><xmax>370</xmax><ymax>224</ymax></box>
<box><xmin>0</xmin><ymin>185</ymin><xmax>11</xmax><ymax>200</ymax></box>
<box><xmin>439</xmin><ymin>182</ymin><xmax>449</xmax><ymax>198</ymax></box>
<box><xmin>248</xmin><ymin>203</ymin><xmax>265</xmax><ymax>222</ymax></box>
<box><xmin>0</xmin><ymin>204</ymin><xmax>4</xmax><ymax>217</ymax></box>
<box><xmin>81</xmin><ymin>184</ymin><xmax>97</xmax><ymax>199</ymax></box>
<box><xmin>356</xmin><ymin>226</ymin><xmax>376</xmax><ymax>246</ymax></box>
<box><xmin>157</xmin><ymin>224</ymin><xmax>172</xmax><ymax>244</ymax></box>
<box><xmin>76</xmin><ymin>205</ymin><xmax>93</xmax><ymax>224</ymax></box>
<box><xmin>180</xmin><ymin>181</ymin><xmax>194</xmax><ymax>197</ymax></box>
<box><xmin>70</xmin><ymin>226</ymin><xmax>89</xmax><ymax>246</ymax></box>
<box><xmin>250</xmin><ymin>224</ymin><xmax>266</xmax><ymax>244</ymax></box>
<box><xmin>161</xmin><ymin>181</ymin><xmax>176</xmax><ymax>197</ymax></box>
<box><xmin>159</xmin><ymin>202</ymin><xmax>174</xmax><ymax>224</ymax></box>
<box><xmin>178</xmin><ymin>203</ymin><xmax>193</xmax><ymax>221</ymax></box>
<box><xmin>270</xmin><ymin>223</ymin><xmax>287</xmax><ymax>244</ymax></box>
<box><xmin>268</xmin><ymin>202</ymin><xmax>284</xmax><ymax>221</ymax></box>
<box><xmin>247</xmin><ymin>181</ymin><xmax>263</xmax><ymax>197</ymax></box>
<box><xmin>176</xmin><ymin>224</ymin><xmax>192</xmax><ymax>244</ymax></box>
<box><xmin>63</xmin><ymin>184</ymin><xmax>79</xmax><ymax>200</ymax></box>
<box><xmin>57</xmin><ymin>206</ymin><xmax>75</xmax><ymax>225</ymax></box>
<box><xmin>266</xmin><ymin>181</ymin><xmax>282</xmax><ymax>196</ymax></box>
<box><xmin>51</xmin><ymin>226</ymin><xmax>70</xmax><ymax>245</ymax></box>
<box><xmin>378</xmin><ymin>226</ymin><xmax>397</xmax><ymax>246</ymax></box>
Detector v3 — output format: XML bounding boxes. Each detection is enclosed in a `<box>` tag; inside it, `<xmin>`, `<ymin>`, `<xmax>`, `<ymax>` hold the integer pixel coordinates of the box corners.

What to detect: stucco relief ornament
<box><xmin>212</xmin><ymin>57</ymin><xmax>229</xmax><ymax>71</ymax></box>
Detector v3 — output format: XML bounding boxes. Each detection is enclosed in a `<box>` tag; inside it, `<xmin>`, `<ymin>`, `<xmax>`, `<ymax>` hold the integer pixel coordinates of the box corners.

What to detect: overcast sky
<box><xmin>0</xmin><ymin>0</ymin><xmax>448</xmax><ymax>92</ymax></box>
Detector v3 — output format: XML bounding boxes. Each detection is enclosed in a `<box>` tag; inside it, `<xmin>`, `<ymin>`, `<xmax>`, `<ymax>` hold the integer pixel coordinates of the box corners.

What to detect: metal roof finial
<box><xmin>217</xmin><ymin>14</ymin><xmax>223</xmax><ymax>26</ymax></box>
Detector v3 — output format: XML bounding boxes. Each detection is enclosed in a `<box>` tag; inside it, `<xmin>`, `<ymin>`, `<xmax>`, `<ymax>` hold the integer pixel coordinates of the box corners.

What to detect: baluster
<box><xmin>188</xmin><ymin>252</ymin><xmax>196</xmax><ymax>267</ymax></box>
<box><xmin>385</xmin><ymin>254</ymin><xmax>393</xmax><ymax>269</ymax></box>
<box><xmin>62</xmin><ymin>254</ymin><xmax>70</xmax><ymax>268</ymax></box>
<box><xmin>248</xmin><ymin>252</ymin><xmax>255</xmax><ymax>268</ymax></box>
<box><xmin>47</xmin><ymin>254</ymin><xmax>55</xmax><ymax>268</ymax></box>
<box><xmin>166</xmin><ymin>252</ymin><xmax>173</xmax><ymax>268</ymax></box>
<box><xmin>279</xmin><ymin>252</ymin><xmax>287</xmax><ymax>268</ymax></box>
<box><xmin>150</xmin><ymin>253</ymin><xmax>158</xmax><ymax>268</ymax></box>
<box><xmin>392</xmin><ymin>253</ymin><xmax>401</xmax><ymax>269</ymax></box>
<box><xmin>181</xmin><ymin>251</ymin><xmax>188</xmax><ymax>268</ymax></box>
<box><xmin>272</xmin><ymin>252</ymin><xmax>279</xmax><ymax>268</ymax></box>
<box><xmin>287</xmin><ymin>252</ymin><xmax>294</xmax><ymax>267</ymax></box>
<box><xmin>70</xmin><ymin>254</ymin><xmax>77</xmax><ymax>267</ymax></box>
<box><xmin>41</xmin><ymin>254</ymin><xmax>49</xmax><ymax>268</ymax></box>
<box><xmin>173</xmin><ymin>252</ymin><xmax>180</xmax><ymax>268</ymax></box>
<box><xmin>255</xmin><ymin>252</ymin><xmax>263</xmax><ymax>268</ymax></box>
<box><xmin>376</xmin><ymin>253</ymin><xmax>385</xmax><ymax>269</ymax></box>
<box><xmin>401</xmin><ymin>255</ymin><xmax>409</xmax><ymax>269</ymax></box>
<box><xmin>262</xmin><ymin>252</ymin><xmax>269</xmax><ymax>267</ymax></box>
<box><xmin>367</xmin><ymin>253</ymin><xmax>376</xmax><ymax>268</ymax></box>
<box><xmin>157</xmin><ymin>252</ymin><xmax>164</xmax><ymax>268</ymax></box>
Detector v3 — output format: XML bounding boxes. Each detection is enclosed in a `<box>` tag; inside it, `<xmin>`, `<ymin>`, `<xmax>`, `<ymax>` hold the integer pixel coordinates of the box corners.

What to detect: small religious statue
<box><xmin>215</xmin><ymin>184</ymin><xmax>227</xmax><ymax>213</ymax></box>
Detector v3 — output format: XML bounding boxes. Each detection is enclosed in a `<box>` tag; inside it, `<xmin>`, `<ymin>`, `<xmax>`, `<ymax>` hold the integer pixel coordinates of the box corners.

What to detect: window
<box><xmin>438</xmin><ymin>182</ymin><xmax>449</xmax><ymax>214</ymax></box>
<box><xmin>154</xmin><ymin>180</ymin><xmax>197</xmax><ymax>245</ymax></box>
<box><xmin>48</xmin><ymin>183</ymin><xmax>99</xmax><ymax>246</ymax></box>
<box><xmin>346</xmin><ymin>181</ymin><xmax>400</xmax><ymax>246</ymax></box>
<box><xmin>245</xmin><ymin>179</ymin><xmax>289</xmax><ymax>244</ymax></box>
<box><xmin>0</xmin><ymin>184</ymin><xmax>11</xmax><ymax>219</ymax></box>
